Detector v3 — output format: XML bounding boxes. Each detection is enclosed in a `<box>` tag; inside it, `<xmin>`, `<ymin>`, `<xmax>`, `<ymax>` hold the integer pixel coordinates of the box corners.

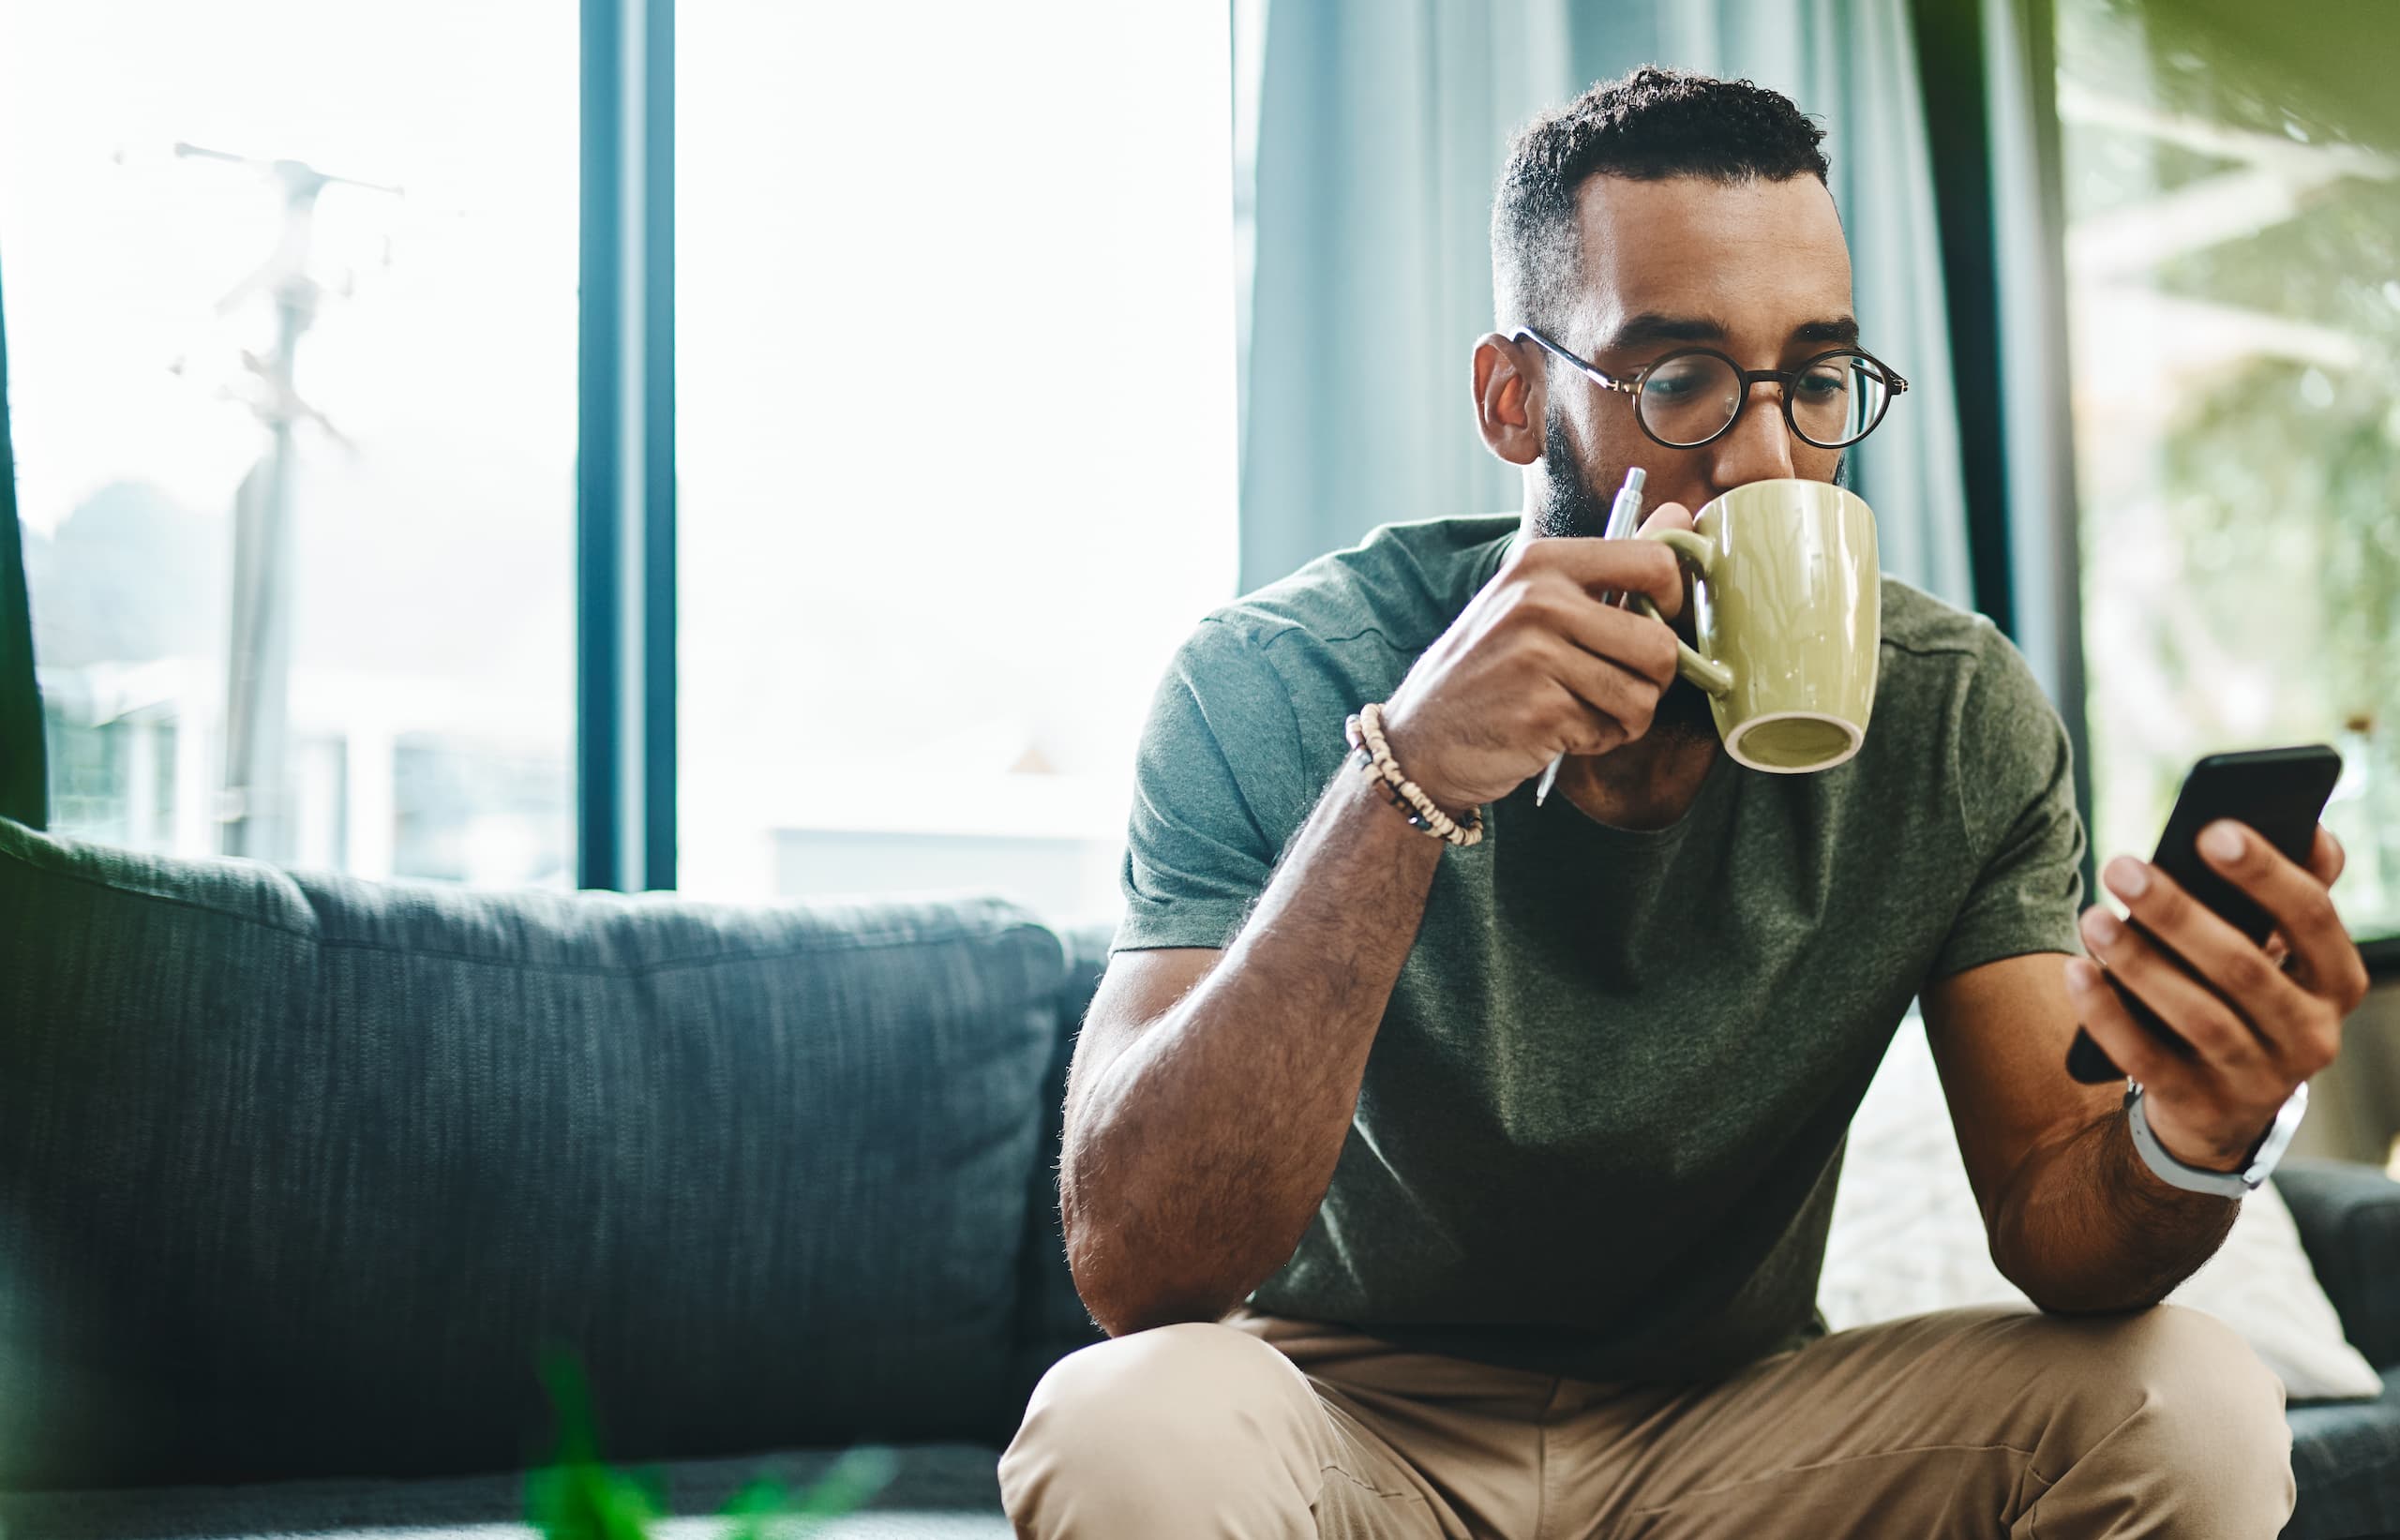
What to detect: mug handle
<box><xmin>1630</xmin><ymin>528</ymin><xmax>1735</xmax><ymax>699</ymax></box>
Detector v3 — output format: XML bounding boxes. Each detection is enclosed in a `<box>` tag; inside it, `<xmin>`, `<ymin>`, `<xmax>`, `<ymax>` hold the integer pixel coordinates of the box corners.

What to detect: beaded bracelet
<box><xmin>1343</xmin><ymin>702</ymin><xmax>1485</xmax><ymax>847</ymax></box>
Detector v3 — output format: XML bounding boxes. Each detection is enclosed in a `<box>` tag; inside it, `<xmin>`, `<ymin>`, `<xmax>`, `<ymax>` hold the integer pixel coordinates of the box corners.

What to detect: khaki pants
<box><xmin>999</xmin><ymin>1304</ymin><xmax>2293</xmax><ymax>1538</ymax></box>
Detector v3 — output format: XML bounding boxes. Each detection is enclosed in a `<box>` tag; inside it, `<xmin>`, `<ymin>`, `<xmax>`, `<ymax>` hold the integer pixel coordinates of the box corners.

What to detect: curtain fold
<box><xmin>0</xmin><ymin>244</ymin><xmax>48</xmax><ymax>830</ymax></box>
<box><xmin>1238</xmin><ymin>0</ymin><xmax>1573</xmax><ymax>593</ymax></box>
<box><xmin>1238</xmin><ymin>0</ymin><xmax>1976</xmax><ymax>609</ymax></box>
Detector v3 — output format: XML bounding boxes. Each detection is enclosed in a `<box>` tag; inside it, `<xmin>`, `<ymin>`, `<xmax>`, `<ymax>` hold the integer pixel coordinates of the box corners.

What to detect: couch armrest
<box><xmin>2273</xmin><ymin>1156</ymin><xmax>2400</xmax><ymax>1368</ymax></box>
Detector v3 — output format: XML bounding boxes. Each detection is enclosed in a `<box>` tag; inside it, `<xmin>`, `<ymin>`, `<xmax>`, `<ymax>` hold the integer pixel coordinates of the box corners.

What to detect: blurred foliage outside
<box><xmin>529</xmin><ymin>1353</ymin><xmax>895</xmax><ymax>1540</ymax></box>
<box><xmin>2059</xmin><ymin>0</ymin><xmax>2400</xmax><ymax>939</ymax></box>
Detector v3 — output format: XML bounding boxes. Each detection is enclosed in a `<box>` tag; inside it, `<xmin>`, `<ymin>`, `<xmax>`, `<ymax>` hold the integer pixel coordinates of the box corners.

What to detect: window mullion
<box><xmin>578</xmin><ymin>0</ymin><xmax>676</xmax><ymax>892</ymax></box>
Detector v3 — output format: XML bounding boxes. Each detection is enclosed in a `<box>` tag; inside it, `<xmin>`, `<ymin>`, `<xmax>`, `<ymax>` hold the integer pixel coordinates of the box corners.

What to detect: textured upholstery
<box><xmin>2276</xmin><ymin>1158</ymin><xmax>2400</xmax><ymax>1538</ymax></box>
<box><xmin>0</xmin><ymin>1444</ymin><xmax>1013</xmax><ymax>1539</ymax></box>
<box><xmin>2288</xmin><ymin>1367</ymin><xmax>2400</xmax><ymax>1540</ymax></box>
<box><xmin>2277</xmin><ymin>1158</ymin><xmax>2400</xmax><ymax>1371</ymax></box>
<box><xmin>0</xmin><ymin>818</ymin><xmax>1069</xmax><ymax>1488</ymax></box>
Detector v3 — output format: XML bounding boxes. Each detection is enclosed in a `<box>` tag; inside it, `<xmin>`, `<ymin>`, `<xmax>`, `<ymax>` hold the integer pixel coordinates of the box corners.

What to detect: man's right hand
<box><xmin>1377</xmin><ymin>511</ymin><xmax>1693</xmax><ymax>814</ymax></box>
<box><xmin>1063</xmin><ymin>513</ymin><xmax>1694</xmax><ymax>1334</ymax></box>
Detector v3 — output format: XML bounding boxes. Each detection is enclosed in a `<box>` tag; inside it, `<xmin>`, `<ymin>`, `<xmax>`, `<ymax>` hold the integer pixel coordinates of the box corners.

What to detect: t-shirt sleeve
<box><xmin>1111</xmin><ymin>620</ymin><xmax>1309</xmax><ymax>953</ymax></box>
<box><xmin>1928</xmin><ymin>624</ymin><xmax>2089</xmax><ymax>979</ymax></box>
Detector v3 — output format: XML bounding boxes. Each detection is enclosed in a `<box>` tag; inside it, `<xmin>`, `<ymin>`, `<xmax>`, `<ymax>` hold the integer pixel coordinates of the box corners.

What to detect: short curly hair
<box><xmin>1492</xmin><ymin>67</ymin><xmax>1830</xmax><ymax>330</ymax></box>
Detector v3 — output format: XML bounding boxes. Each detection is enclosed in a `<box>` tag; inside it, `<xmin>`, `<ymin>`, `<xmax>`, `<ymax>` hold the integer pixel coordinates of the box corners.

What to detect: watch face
<box><xmin>2239</xmin><ymin>1081</ymin><xmax>2310</xmax><ymax>1192</ymax></box>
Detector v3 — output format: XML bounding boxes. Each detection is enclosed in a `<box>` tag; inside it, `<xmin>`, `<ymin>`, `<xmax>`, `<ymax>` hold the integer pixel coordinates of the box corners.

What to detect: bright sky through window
<box><xmin>675</xmin><ymin>1</ymin><xmax>1238</xmax><ymax>911</ymax></box>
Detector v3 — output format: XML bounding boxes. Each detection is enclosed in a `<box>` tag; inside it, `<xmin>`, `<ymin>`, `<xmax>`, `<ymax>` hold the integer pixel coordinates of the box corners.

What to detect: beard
<box><xmin>1534</xmin><ymin>408</ymin><xmax>1718</xmax><ymax>748</ymax></box>
<box><xmin>1535</xmin><ymin>410</ymin><xmax>1612</xmax><ymax>541</ymax></box>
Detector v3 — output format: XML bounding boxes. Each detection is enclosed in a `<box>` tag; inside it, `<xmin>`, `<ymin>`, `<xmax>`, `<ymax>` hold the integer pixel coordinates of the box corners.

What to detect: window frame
<box><xmin>1912</xmin><ymin>0</ymin><xmax>2400</xmax><ymax>977</ymax></box>
<box><xmin>578</xmin><ymin>0</ymin><xmax>678</xmax><ymax>892</ymax></box>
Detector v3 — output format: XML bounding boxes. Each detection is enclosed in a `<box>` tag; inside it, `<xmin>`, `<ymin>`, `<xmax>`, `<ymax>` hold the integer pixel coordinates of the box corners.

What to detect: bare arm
<box><xmin>2001</xmin><ymin>1109</ymin><xmax>2240</xmax><ymax>1313</ymax></box>
<box><xmin>1924</xmin><ymin>954</ymin><xmax>2236</xmax><ymax>1313</ymax></box>
<box><xmin>1063</xmin><ymin>529</ymin><xmax>1691</xmax><ymax>1336</ymax></box>
<box><xmin>1061</xmin><ymin>770</ymin><xmax>1442</xmax><ymax>1336</ymax></box>
<box><xmin>1927</xmin><ymin>824</ymin><xmax>2368</xmax><ymax>1313</ymax></box>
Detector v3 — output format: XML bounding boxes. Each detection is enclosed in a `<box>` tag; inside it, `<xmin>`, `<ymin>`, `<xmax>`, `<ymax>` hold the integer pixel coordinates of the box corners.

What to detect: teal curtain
<box><xmin>1238</xmin><ymin>0</ymin><xmax>1975</xmax><ymax>609</ymax></box>
<box><xmin>0</xmin><ymin>245</ymin><xmax>47</xmax><ymax>830</ymax></box>
<box><xmin>1239</xmin><ymin>1</ymin><xmax>1574</xmax><ymax>594</ymax></box>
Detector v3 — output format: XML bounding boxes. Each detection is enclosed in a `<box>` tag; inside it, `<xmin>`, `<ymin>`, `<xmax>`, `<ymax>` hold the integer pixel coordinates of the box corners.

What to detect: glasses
<box><xmin>1515</xmin><ymin>326</ymin><xmax>1909</xmax><ymax>451</ymax></box>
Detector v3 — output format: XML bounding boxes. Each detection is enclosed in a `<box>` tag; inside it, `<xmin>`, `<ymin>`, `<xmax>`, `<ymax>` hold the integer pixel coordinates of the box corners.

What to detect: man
<box><xmin>1002</xmin><ymin>67</ymin><xmax>2368</xmax><ymax>1538</ymax></box>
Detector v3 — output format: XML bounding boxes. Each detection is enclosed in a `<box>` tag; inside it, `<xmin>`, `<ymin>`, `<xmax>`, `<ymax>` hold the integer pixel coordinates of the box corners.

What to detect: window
<box><xmin>675</xmin><ymin>1</ymin><xmax>1238</xmax><ymax>918</ymax></box>
<box><xmin>2056</xmin><ymin>0</ymin><xmax>2400</xmax><ymax>943</ymax></box>
<box><xmin>0</xmin><ymin>1</ymin><xmax>577</xmax><ymax>886</ymax></box>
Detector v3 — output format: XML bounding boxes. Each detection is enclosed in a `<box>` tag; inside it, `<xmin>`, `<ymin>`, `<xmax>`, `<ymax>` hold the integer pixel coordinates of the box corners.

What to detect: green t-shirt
<box><xmin>1113</xmin><ymin>514</ymin><xmax>2087</xmax><ymax>1383</ymax></box>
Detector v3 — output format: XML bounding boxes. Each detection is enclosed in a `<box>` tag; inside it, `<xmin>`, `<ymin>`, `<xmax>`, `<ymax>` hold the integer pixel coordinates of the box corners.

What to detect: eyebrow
<box><xmin>1601</xmin><ymin>312</ymin><xmax>1729</xmax><ymax>351</ymax></box>
<box><xmin>1599</xmin><ymin>312</ymin><xmax>1862</xmax><ymax>352</ymax></box>
<box><xmin>1795</xmin><ymin>316</ymin><xmax>1862</xmax><ymax>346</ymax></box>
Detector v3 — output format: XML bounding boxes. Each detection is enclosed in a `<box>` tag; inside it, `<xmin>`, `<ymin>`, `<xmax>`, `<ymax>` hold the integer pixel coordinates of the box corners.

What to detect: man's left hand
<box><xmin>2066</xmin><ymin>821</ymin><xmax>2371</xmax><ymax>1172</ymax></box>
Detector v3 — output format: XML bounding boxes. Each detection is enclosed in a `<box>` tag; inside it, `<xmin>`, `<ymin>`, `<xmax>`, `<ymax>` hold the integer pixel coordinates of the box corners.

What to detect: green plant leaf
<box><xmin>527</xmin><ymin>1349</ymin><xmax>659</xmax><ymax>1540</ymax></box>
<box><xmin>528</xmin><ymin>1348</ymin><xmax>896</xmax><ymax>1540</ymax></box>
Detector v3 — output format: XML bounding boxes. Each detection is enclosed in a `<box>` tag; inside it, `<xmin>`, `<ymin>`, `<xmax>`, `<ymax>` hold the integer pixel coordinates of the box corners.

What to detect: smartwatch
<box><xmin>2123</xmin><ymin>1079</ymin><xmax>2309</xmax><ymax>1198</ymax></box>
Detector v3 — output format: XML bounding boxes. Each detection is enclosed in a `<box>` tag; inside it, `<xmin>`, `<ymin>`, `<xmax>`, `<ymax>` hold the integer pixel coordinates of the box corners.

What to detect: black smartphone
<box><xmin>2064</xmin><ymin>744</ymin><xmax>2344</xmax><ymax>1084</ymax></box>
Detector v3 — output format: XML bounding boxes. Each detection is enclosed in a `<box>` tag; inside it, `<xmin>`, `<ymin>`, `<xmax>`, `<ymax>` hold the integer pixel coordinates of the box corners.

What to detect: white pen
<box><xmin>1533</xmin><ymin>465</ymin><xmax>1646</xmax><ymax>806</ymax></box>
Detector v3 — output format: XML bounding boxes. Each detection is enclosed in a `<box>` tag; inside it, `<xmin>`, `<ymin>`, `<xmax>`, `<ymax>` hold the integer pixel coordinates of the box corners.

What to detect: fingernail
<box><xmin>2082</xmin><ymin>908</ymin><xmax>2121</xmax><ymax>946</ymax></box>
<box><xmin>2202</xmin><ymin>821</ymin><xmax>2244</xmax><ymax>861</ymax></box>
<box><xmin>2065</xmin><ymin>958</ymin><xmax>2099</xmax><ymax>993</ymax></box>
<box><xmin>2105</xmin><ymin>857</ymin><xmax>2149</xmax><ymax>899</ymax></box>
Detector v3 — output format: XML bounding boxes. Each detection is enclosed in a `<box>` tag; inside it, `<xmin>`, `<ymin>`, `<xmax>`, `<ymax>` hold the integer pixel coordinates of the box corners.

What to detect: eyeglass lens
<box><xmin>1636</xmin><ymin>351</ymin><xmax>1889</xmax><ymax>448</ymax></box>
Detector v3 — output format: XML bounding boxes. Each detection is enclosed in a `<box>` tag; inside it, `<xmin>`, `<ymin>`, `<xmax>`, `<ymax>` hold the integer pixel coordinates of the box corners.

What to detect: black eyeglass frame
<box><xmin>1513</xmin><ymin>325</ymin><xmax>1911</xmax><ymax>451</ymax></box>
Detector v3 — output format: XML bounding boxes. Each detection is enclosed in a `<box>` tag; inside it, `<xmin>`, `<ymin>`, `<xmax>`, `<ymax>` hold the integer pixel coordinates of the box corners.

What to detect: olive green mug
<box><xmin>1630</xmin><ymin>478</ymin><xmax>1881</xmax><ymax>773</ymax></box>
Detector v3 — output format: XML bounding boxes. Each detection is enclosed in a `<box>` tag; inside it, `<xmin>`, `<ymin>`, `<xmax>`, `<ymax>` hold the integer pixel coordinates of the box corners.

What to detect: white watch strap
<box><xmin>2123</xmin><ymin>1079</ymin><xmax>2309</xmax><ymax>1197</ymax></box>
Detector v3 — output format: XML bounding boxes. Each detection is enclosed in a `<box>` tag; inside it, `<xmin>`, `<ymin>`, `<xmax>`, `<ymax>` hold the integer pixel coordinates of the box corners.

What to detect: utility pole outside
<box><xmin>175</xmin><ymin>142</ymin><xmax>397</xmax><ymax>862</ymax></box>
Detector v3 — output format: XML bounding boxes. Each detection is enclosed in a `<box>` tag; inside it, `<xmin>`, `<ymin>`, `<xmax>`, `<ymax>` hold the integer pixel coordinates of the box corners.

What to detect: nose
<box><xmin>1705</xmin><ymin>379</ymin><xmax>1798</xmax><ymax>488</ymax></box>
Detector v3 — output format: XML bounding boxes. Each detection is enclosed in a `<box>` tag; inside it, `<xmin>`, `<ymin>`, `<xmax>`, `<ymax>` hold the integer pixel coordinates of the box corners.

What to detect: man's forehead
<box><xmin>1566</xmin><ymin>172</ymin><xmax>1852</xmax><ymax>346</ymax></box>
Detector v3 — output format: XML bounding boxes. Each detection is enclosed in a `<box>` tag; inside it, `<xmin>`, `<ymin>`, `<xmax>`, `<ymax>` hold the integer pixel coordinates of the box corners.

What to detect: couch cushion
<box><xmin>0</xmin><ymin>1444</ymin><xmax>1012</xmax><ymax>1539</ymax></box>
<box><xmin>2277</xmin><ymin>1158</ymin><xmax>2400</xmax><ymax>1371</ymax></box>
<box><xmin>2286</xmin><ymin>1366</ymin><xmax>2400</xmax><ymax>1540</ymax></box>
<box><xmin>0</xmin><ymin>820</ymin><xmax>1068</xmax><ymax>1487</ymax></box>
<box><xmin>1822</xmin><ymin>1020</ymin><xmax>2382</xmax><ymax>1400</ymax></box>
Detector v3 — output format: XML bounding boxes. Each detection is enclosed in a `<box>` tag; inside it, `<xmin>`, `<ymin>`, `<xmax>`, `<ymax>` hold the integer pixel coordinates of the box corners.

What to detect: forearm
<box><xmin>1994</xmin><ymin>1105</ymin><xmax>2239</xmax><ymax>1314</ymax></box>
<box><xmin>1062</xmin><ymin>765</ymin><xmax>1442</xmax><ymax>1335</ymax></box>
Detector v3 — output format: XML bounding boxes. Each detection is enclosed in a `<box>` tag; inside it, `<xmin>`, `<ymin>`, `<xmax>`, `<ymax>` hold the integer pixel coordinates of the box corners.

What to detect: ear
<box><xmin>1472</xmin><ymin>332</ymin><xmax>1545</xmax><ymax>468</ymax></box>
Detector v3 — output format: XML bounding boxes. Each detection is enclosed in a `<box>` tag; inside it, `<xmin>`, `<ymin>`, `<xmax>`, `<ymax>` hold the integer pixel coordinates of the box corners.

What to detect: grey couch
<box><xmin>0</xmin><ymin>816</ymin><xmax>1110</xmax><ymax>1536</ymax></box>
<box><xmin>0</xmin><ymin>820</ymin><xmax>2397</xmax><ymax>1539</ymax></box>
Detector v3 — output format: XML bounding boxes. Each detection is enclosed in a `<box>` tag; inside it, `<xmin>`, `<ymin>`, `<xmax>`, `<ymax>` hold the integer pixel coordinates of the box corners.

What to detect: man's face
<box><xmin>1535</xmin><ymin>173</ymin><xmax>1854</xmax><ymax>539</ymax></box>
